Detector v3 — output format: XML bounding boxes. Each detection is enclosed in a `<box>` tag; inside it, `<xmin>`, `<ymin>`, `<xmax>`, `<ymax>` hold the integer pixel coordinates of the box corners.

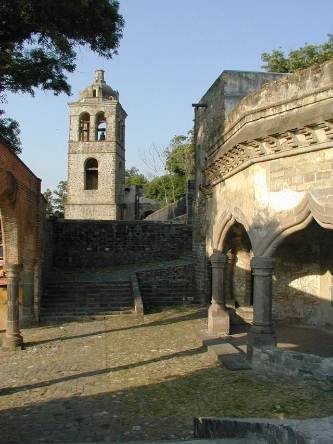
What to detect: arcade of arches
<box><xmin>194</xmin><ymin>61</ymin><xmax>333</xmax><ymax>364</ymax></box>
<box><xmin>0</xmin><ymin>142</ymin><xmax>44</xmax><ymax>350</ymax></box>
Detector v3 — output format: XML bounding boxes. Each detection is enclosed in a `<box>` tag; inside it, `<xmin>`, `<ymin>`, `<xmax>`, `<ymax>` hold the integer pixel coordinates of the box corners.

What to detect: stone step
<box><xmin>42</xmin><ymin>279</ymin><xmax>134</xmax><ymax>319</ymax></box>
<box><xmin>41</xmin><ymin>439</ymin><xmax>256</xmax><ymax>444</ymax></box>
<box><xmin>40</xmin><ymin>311</ymin><xmax>134</xmax><ymax>321</ymax></box>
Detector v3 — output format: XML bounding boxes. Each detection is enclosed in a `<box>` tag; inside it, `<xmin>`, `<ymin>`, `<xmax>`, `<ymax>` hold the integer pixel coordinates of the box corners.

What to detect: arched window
<box><xmin>79</xmin><ymin>113</ymin><xmax>90</xmax><ymax>141</ymax></box>
<box><xmin>96</xmin><ymin>112</ymin><xmax>106</xmax><ymax>141</ymax></box>
<box><xmin>84</xmin><ymin>158</ymin><xmax>98</xmax><ymax>190</ymax></box>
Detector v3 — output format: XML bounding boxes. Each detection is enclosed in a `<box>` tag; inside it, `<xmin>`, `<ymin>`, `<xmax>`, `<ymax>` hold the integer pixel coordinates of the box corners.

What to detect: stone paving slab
<box><xmin>0</xmin><ymin>308</ymin><xmax>332</xmax><ymax>444</ymax></box>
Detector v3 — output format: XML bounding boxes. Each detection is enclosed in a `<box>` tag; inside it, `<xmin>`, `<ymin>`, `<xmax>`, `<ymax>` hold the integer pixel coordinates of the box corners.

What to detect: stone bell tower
<box><xmin>64</xmin><ymin>69</ymin><xmax>127</xmax><ymax>220</ymax></box>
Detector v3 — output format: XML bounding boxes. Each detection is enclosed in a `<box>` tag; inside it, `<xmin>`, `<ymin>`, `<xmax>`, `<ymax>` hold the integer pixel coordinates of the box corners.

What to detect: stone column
<box><xmin>208</xmin><ymin>250</ymin><xmax>230</xmax><ymax>335</ymax></box>
<box><xmin>225</xmin><ymin>251</ymin><xmax>235</xmax><ymax>306</ymax></box>
<box><xmin>3</xmin><ymin>264</ymin><xmax>23</xmax><ymax>350</ymax></box>
<box><xmin>21</xmin><ymin>261</ymin><xmax>35</xmax><ymax>327</ymax></box>
<box><xmin>247</xmin><ymin>256</ymin><xmax>276</xmax><ymax>358</ymax></box>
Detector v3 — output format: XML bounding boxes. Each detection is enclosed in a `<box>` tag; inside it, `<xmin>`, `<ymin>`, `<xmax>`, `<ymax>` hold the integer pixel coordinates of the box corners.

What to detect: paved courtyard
<box><xmin>0</xmin><ymin>307</ymin><xmax>332</xmax><ymax>443</ymax></box>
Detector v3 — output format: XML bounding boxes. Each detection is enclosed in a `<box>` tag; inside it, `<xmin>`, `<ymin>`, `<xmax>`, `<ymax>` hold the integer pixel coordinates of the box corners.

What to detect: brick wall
<box><xmin>49</xmin><ymin>220</ymin><xmax>192</xmax><ymax>268</ymax></box>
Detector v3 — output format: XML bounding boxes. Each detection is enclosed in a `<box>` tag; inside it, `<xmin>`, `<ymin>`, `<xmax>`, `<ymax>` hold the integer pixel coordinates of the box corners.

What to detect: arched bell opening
<box><xmin>96</xmin><ymin>112</ymin><xmax>107</xmax><ymax>141</ymax></box>
<box><xmin>79</xmin><ymin>113</ymin><xmax>90</xmax><ymax>142</ymax></box>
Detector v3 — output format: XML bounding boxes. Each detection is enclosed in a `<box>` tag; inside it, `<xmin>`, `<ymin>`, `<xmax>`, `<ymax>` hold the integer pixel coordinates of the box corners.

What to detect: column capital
<box><xmin>251</xmin><ymin>256</ymin><xmax>274</xmax><ymax>271</ymax></box>
<box><xmin>210</xmin><ymin>250</ymin><xmax>227</xmax><ymax>267</ymax></box>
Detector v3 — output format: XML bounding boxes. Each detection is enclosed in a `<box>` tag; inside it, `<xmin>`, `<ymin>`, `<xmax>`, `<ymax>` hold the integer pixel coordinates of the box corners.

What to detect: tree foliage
<box><xmin>262</xmin><ymin>34</ymin><xmax>333</xmax><ymax>73</ymax></box>
<box><xmin>125</xmin><ymin>167</ymin><xmax>147</xmax><ymax>187</ymax></box>
<box><xmin>144</xmin><ymin>174</ymin><xmax>185</xmax><ymax>205</ymax></box>
<box><xmin>0</xmin><ymin>110</ymin><xmax>21</xmax><ymax>154</ymax></box>
<box><xmin>143</xmin><ymin>131</ymin><xmax>195</xmax><ymax>206</ymax></box>
<box><xmin>0</xmin><ymin>0</ymin><xmax>124</xmax><ymax>153</ymax></box>
<box><xmin>43</xmin><ymin>180</ymin><xmax>67</xmax><ymax>218</ymax></box>
<box><xmin>166</xmin><ymin>131</ymin><xmax>194</xmax><ymax>180</ymax></box>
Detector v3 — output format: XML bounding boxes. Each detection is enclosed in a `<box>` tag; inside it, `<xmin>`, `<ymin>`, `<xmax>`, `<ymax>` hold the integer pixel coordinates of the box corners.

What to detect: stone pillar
<box><xmin>21</xmin><ymin>261</ymin><xmax>35</xmax><ymax>327</ymax></box>
<box><xmin>225</xmin><ymin>251</ymin><xmax>235</xmax><ymax>306</ymax></box>
<box><xmin>247</xmin><ymin>256</ymin><xmax>276</xmax><ymax>358</ymax></box>
<box><xmin>3</xmin><ymin>264</ymin><xmax>23</xmax><ymax>350</ymax></box>
<box><xmin>208</xmin><ymin>250</ymin><xmax>230</xmax><ymax>335</ymax></box>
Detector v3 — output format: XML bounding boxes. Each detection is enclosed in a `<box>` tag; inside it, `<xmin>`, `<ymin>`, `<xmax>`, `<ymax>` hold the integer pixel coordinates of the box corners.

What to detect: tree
<box><xmin>262</xmin><ymin>34</ymin><xmax>333</xmax><ymax>73</ymax></box>
<box><xmin>125</xmin><ymin>167</ymin><xmax>147</xmax><ymax>187</ymax></box>
<box><xmin>142</xmin><ymin>131</ymin><xmax>195</xmax><ymax>207</ymax></box>
<box><xmin>0</xmin><ymin>110</ymin><xmax>21</xmax><ymax>154</ymax></box>
<box><xmin>53</xmin><ymin>180</ymin><xmax>67</xmax><ymax>217</ymax></box>
<box><xmin>166</xmin><ymin>130</ymin><xmax>194</xmax><ymax>180</ymax></box>
<box><xmin>43</xmin><ymin>188</ymin><xmax>55</xmax><ymax>218</ymax></box>
<box><xmin>0</xmin><ymin>0</ymin><xmax>124</xmax><ymax>153</ymax></box>
<box><xmin>144</xmin><ymin>175</ymin><xmax>185</xmax><ymax>206</ymax></box>
<box><xmin>42</xmin><ymin>180</ymin><xmax>67</xmax><ymax>218</ymax></box>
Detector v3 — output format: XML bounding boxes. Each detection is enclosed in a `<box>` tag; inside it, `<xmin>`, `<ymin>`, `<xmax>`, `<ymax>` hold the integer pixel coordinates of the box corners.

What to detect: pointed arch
<box><xmin>260</xmin><ymin>193</ymin><xmax>333</xmax><ymax>257</ymax></box>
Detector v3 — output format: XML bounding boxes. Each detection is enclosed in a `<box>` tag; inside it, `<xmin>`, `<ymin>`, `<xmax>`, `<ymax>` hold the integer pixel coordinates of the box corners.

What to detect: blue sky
<box><xmin>4</xmin><ymin>0</ymin><xmax>333</xmax><ymax>190</ymax></box>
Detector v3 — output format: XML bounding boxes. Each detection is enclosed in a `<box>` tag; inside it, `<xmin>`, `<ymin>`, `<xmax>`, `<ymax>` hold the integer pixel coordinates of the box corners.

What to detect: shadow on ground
<box><xmin>0</xmin><ymin>364</ymin><xmax>332</xmax><ymax>444</ymax></box>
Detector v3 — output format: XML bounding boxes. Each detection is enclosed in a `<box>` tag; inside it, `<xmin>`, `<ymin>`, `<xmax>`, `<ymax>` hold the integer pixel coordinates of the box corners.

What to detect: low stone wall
<box><xmin>194</xmin><ymin>415</ymin><xmax>333</xmax><ymax>443</ymax></box>
<box><xmin>145</xmin><ymin>197</ymin><xmax>186</xmax><ymax>221</ymax></box>
<box><xmin>49</xmin><ymin>220</ymin><xmax>192</xmax><ymax>268</ymax></box>
<box><xmin>137</xmin><ymin>263</ymin><xmax>195</xmax><ymax>309</ymax></box>
<box><xmin>252</xmin><ymin>346</ymin><xmax>333</xmax><ymax>390</ymax></box>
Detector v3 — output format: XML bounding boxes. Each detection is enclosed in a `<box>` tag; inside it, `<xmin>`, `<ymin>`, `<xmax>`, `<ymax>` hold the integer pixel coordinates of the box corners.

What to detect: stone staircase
<box><xmin>41</xmin><ymin>280</ymin><xmax>134</xmax><ymax>321</ymax></box>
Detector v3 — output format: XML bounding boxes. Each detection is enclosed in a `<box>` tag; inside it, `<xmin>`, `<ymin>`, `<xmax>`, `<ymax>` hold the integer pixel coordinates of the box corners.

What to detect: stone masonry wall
<box><xmin>273</xmin><ymin>222</ymin><xmax>333</xmax><ymax>328</ymax></box>
<box><xmin>137</xmin><ymin>263</ymin><xmax>195</xmax><ymax>309</ymax></box>
<box><xmin>49</xmin><ymin>220</ymin><xmax>192</xmax><ymax>269</ymax></box>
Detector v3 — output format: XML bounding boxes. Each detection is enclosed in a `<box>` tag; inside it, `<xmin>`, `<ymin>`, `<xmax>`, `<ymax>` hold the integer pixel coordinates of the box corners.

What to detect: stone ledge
<box><xmin>252</xmin><ymin>346</ymin><xmax>333</xmax><ymax>390</ymax></box>
<box><xmin>194</xmin><ymin>415</ymin><xmax>333</xmax><ymax>443</ymax></box>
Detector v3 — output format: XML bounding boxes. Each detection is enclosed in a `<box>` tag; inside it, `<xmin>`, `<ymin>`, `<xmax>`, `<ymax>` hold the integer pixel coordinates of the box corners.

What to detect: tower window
<box><xmin>93</xmin><ymin>89</ymin><xmax>97</xmax><ymax>97</ymax></box>
<box><xmin>96</xmin><ymin>112</ymin><xmax>107</xmax><ymax>141</ymax></box>
<box><xmin>79</xmin><ymin>113</ymin><xmax>90</xmax><ymax>141</ymax></box>
<box><xmin>85</xmin><ymin>158</ymin><xmax>98</xmax><ymax>190</ymax></box>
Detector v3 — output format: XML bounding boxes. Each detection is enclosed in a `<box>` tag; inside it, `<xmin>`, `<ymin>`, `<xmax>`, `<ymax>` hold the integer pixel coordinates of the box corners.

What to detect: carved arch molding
<box><xmin>213</xmin><ymin>192</ymin><xmax>333</xmax><ymax>257</ymax></box>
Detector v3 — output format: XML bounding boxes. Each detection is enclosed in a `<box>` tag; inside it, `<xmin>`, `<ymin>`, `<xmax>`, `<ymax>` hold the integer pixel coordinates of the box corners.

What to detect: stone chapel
<box><xmin>65</xmin><ymin>70</ymin><xmax>127</xmax><ymax>220</ymax></box>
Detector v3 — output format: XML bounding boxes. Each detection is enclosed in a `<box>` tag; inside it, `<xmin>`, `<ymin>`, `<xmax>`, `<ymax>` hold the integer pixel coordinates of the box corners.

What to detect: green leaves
<box><xmin>0</xmin><ymin>0</ymin><xmax>124</xmax><ymax>152</ymax></box>
<box><xmin>43</xmin><ymin>180</ymin><xmax>67</xmax><ymax>218</ymax></box>
<box><xmin>262</xmin><ymin>34</ymin><xmax>333</xmax><ymax>73</ymax></box>
<box><xmin>125</xmin><ymin>167</ymin><xmax>148</xmax><ymax>187</ymax></box>
<box><xmin>0</xmin><ymin>110</ymin><xmax>21</xmax><ymax>154</ymax></box>
<box><xmin>143</xmin><ymin>131</ymin><xmax>195</xmax><ymax>206</ymax></box>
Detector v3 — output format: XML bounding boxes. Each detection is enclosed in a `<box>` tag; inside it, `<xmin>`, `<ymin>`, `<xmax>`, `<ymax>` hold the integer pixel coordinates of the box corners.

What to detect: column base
<box><xmin>2</xmin><ymin>333</ymin><xmax>24</xmax><ymax>350</ymax></box>
<box><xmin>247</xmin><ymin>326</ymin><xmax>276</xmax><ymax>359</ymax></box>
<box><xmin>208</xmin><ymin>302</ymin><xmax>230</xmax><ymax>335</ymax></box>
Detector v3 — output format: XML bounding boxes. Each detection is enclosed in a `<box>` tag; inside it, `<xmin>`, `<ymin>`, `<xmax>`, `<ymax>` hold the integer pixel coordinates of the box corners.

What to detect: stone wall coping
<box><xmin>54</xmin><ymin>219</ymin><xmax>190</xmax><ymax>225</ymax></box>
<box><xmin>0</xmin><ymin>143</ymin><xmax>40</xmax><ymax>182</ymax></box>
<box><xmin>224</xmin><ymin>61</ymin><xmax>333</xmax><ymax>139</ymax></box>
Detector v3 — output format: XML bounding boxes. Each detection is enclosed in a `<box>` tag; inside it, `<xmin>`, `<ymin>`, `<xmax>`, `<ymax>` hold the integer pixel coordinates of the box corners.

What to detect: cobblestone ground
<box><xmin>0</xmin><ymin>307</ymin><xmax>332</xmax><ymax>443</ymax></box>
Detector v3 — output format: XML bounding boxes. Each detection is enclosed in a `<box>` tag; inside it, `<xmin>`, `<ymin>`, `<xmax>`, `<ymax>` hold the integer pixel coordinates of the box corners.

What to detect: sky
<box><xmin>3</xmin><ymin>0</ymin><xmax>333</xmax><ymax>190</ymax></box>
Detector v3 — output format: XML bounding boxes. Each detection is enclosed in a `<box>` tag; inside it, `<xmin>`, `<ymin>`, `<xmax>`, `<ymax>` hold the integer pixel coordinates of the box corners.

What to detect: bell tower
<box><xmin>64</xmin><ymin>69</ymin><xmax>127</xmax><ymax>220</ymax></box>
